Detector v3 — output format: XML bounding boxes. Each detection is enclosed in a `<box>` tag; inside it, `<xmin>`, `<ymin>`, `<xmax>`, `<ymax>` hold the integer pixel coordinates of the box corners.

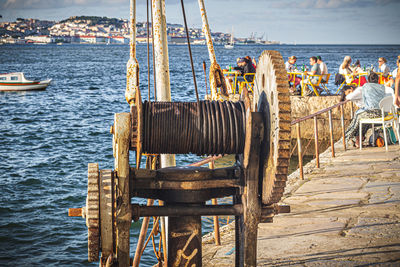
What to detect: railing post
<box><xmin>328</xmin><ymin>110</ymin><xmax>335</xmax><ymax>157</ymax></box>
<box><xmin>313</xmin><ymin>116</ymin><xmax>319</xmax><ymax>168</ymax></box>
<box><xmin>340</xmin><ymin>104</ymin><xmax>346</xmax><ymax>151</ymax></box>
<box><xmin>209</xmin><ymin>159</ymin><xmax>221</xmax><ymax>246</ymax></box>
<box><xmin>296</xmin><ymin>123</ymin><xmax>304</xmax><ymax>180</ymax></box>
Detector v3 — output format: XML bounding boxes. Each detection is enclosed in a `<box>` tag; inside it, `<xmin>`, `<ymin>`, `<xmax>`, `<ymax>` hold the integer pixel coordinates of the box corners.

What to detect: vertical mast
<box><xmin>197</xmin><ymin>0</ymin><xmax>228</xmax><ymax>99</ymax></box>
<box><xmin>152</xmin><ymin>0</ymin><xmax>176</xmax><ymax>167</ymax></box>
<box><xmin>125</xmin><ymin>0</ymin><xmax>139</xmax><ymax>105</ymax></box>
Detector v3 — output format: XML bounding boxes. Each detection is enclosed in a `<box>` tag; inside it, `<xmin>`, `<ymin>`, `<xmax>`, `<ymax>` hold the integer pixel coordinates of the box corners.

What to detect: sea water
<box><xmin>0</xmin><ymin>44</ymin><xmax>399</xmax><ymax>266</ymax></box>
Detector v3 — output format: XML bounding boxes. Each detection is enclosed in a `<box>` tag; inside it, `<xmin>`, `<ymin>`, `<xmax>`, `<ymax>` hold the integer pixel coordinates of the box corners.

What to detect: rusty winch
<box><xmin>69</xmin><ymin>50</ymin><xmax>291</xmax><ymax>267</ymax></box>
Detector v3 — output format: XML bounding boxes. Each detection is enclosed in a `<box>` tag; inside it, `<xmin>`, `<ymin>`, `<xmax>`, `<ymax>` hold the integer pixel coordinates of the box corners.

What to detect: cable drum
<box><xmin>141</xmin><ymin>100</ymin><xmax>246</xmax><ymax>155</ymax></box>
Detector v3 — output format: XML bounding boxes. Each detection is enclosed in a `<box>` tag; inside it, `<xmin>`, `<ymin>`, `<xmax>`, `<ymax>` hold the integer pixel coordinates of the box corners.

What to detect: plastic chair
<box><xmin>302</xmin><ymin>74</ymin><xmax>323</xmax><ymax>96</ymax></box>
<box><xmin>359</xmin><ymin>95</ymin><xmax>399</xmax><ymax>151</ymax></box>
<box><xmin>238</xmin><ymin>73</ymin><xmax>255</xmax><ymax>94</ymax></box>
<box><xmin>334</xmin><ymin>73</ymin><xmax>358</xmax><ymax>95</ymax></box>
<box><xmin>320</xmin><ymin>73</ymin><xmax>331</xmax><ymax>95</ymax></box>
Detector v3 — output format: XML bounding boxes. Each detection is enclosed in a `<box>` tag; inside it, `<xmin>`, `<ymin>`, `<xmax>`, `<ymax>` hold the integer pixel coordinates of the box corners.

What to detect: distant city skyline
<box><xmin>1</xmin><ymin>0</ymin><xmax>400</xmax><ymax>44</ymax></box>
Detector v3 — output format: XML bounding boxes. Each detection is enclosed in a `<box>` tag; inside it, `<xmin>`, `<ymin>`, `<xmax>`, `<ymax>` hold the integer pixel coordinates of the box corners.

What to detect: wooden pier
<box><xmin>202</xmin><ymin>143</ymin><xmax>400</xmax><ymax>266</ymax></box>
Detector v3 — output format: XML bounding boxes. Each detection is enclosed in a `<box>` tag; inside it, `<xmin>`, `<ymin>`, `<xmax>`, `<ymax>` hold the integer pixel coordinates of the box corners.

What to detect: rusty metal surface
<box><xmin>168</xmin><ymin>214</ymin><xmax>202</xmax><ymax>267</ymax></box>
<box><xmin>253</xmin><ymin>50</ymin><xmax>291</xmax><ymax>205</ymax></box>
<box><xmin>87</xmin><ymin>163</ymin><xmax>100</xmax><ymax>262</ymax></box>
<box><xmin>125</xmin><ymin>0</ymin><xmax>139</xmax><ymax>105</ymax></box>
<box><xmin>99</xmin><ymin>169</ymin><xmax>115</xmax><ymax>261</ymax></box>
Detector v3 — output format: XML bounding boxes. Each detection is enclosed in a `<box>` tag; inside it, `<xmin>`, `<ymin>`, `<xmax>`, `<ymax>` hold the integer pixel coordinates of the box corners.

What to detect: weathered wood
<box><xmin>241</xmin><ymin>112</ymin><xmax>263</xmax><ymax>267</ymax></box>
<box><xmin>99</xmin><ymin>170</ymin><xmax>115</xmax><ymax>261</ymax></box>
<box><xmin>209</xmin><ymin>160</ymin><xmax>221</xmax><ymax>246</ymax></box>
<box><xmin>114</xmin><ymin>113</ymin><xmax>132</xmax><ymax>267</ymax></box>
<box><xmin>314</xmin><ymin>116</ymin><xmax>320</xmax><ymax>168</ymax></box>
<box><xmin>134</xmin><ymin>178</ymin><xmax>240</xmax><ymax>191</ymax></box>
<box><xmin>296</xmin><ymin>123</ymin><xmax>304</xmax><ymax>180</ymax></box>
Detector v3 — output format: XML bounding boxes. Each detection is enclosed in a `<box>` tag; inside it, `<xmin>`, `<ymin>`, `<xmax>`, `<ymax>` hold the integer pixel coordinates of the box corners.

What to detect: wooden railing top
<box><xmin>291</xmin><ymin>100</ymin><xmax>349</xmax><ymax>125</ymax></box>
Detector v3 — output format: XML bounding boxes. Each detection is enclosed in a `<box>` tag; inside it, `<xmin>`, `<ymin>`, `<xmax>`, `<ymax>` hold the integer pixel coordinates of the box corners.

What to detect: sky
<box><xmin>1</xmin><ymin>0</ymin><xmax>400</xmax><ymax>44</ymax></box>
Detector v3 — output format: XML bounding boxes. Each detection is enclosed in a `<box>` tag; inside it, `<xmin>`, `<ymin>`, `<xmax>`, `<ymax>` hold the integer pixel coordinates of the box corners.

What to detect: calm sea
<box><xmin>0</xmin><ymin>44</ymin><xmax>399</xmax><ymax>266</ymax></box>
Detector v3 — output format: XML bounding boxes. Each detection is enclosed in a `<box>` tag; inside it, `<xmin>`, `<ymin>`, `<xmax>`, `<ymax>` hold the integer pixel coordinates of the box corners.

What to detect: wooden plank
<box><xmin>114</xmin><ymin>113</ymin><xmax>132</xmax><ymax>267</ymax></box>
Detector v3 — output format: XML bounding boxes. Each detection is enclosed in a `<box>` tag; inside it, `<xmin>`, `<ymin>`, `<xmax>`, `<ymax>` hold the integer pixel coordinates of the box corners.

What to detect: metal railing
<box><xmin>290</xmin><ymin>100</ymin><xmax>352</xmax><ymax>179</ymax></box>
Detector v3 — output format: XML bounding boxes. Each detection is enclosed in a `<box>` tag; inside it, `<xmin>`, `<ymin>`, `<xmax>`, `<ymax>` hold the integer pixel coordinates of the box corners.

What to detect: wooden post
<box><xmin>240</xmin><ymin>112</ymin><xmax>263</xmax><ymax>266</ymax></box>
<box><xmin>328</xmin><ymin>110</ymin><xmax>335</xmax><ymax>157</ymax></box>
<box><xmin>313</xmin><ymin>116</ymin><xmax>319</xmax><ymax>168</ymax></box>
<box><xmin>340</xmin><ymin>105</ymin><xmax>346</xmax><ymax>151</ymax></box>
<box><xmin>296</xmin><ymin>123</ymin><xmax>304</xmax><ymax>180</ymax></box>
<box><xmin>209</xmin><ymin>160</ymin><xmax>221</xmax><ymax>246</ymax></box>
<box><xmin>113</xmin><ymin>113</ymin><xmax>132</xmax><ymax>267</ymax></box>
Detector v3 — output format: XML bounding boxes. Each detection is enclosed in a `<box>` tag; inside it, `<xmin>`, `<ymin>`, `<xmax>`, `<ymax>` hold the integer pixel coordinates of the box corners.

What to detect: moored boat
<box><xmin>0</xmin><ymin>72</ymin><xmax>52</xmax><ymax>91</ymax></box>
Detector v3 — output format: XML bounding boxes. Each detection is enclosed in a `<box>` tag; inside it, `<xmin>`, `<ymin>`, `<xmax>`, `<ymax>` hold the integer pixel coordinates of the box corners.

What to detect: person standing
<box><xmin>317</xmin><ymin>56</ymin><xmax>328</xmax><ymax>82</ymax></box>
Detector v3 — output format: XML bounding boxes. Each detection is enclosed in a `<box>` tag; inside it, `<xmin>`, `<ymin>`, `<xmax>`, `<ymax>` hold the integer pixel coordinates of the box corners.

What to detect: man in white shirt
<box><xmin>317</xmin><ymin>56</ymin><xmax>328</xmax><ymax>82</ymax></box>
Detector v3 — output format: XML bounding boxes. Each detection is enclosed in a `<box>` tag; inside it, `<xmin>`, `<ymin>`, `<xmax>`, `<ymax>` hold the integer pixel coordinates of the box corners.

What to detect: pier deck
<box><xmin>203</xmin><ymin>144</ymin><xmax>400</xmax><ymax>266</ymax></box>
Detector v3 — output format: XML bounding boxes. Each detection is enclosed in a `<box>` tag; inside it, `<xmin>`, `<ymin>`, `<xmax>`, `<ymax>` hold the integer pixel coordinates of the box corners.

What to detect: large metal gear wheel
<box><xmin>99</xmin><ymin>169</ymin><xmax>115</xmax><ymax>262</ymax></box>
<box><xmin>86</xmin><ymin>163</ymin><xmax>100</xmax><ymax>262</ymax></box>
<box><xmin>253</xmin><ymin>50</ymin><xmax>291</xmax><ymax>205</ymax></box>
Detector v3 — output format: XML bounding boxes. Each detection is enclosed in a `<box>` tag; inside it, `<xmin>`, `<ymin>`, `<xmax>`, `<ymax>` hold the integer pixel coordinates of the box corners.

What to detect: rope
<box><xmin>142</xmin><ymin>100</ymin><xmax>246</xmax><ymax>155</ymax></box>
<box><xmin>180</xmin><ymin>0</ymin><xmax>200</xmax><ymax>103</ymax></box>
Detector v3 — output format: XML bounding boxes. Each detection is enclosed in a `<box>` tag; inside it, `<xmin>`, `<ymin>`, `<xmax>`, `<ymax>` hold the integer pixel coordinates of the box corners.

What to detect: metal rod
<box><xmin>132</xmin><ymin>199</ymin><xmax>154</xmax><ymax>267</ymax></box>
<box><xmin>159</xmin><ymin>200</ymin><xmax>167</xmax><ymax>267</ymax></box>
<box><xmin>209</xmin><ymin>160</ymin><xmax>221</xmax><ymax>246</ymax></box>
<box><xmin>340</xmin><ymin>105</ymin><xmax>346</xmax><ymax>151</ymax></box>
<box><xmin>203</xmin><ymin>61</ymin><xmax>208</xmax><ymax>96</ymax></box>
<box><xmin>132</xmin><ymin>204</ymin><xmax>243</xmax><ymax>217</ymax></box>
<box><xmin>197</xmin><ymin>0</ymin><xmax>217</xmax><ymax>64</ymax></box>
<box><xmin>296</xmin><ymin>123</ymin><xmax>304</xmax><ymax>180</ymax></box>
<box><xmin>291</xmin><ymin>100</ymin><xmax>349</xmax><ymax>125</ymax></box>
<box><xmin>180</xmin><ymin>0</ymin><xmax>199</xmax><ymax>103</ymax></box>
<box><xmin>328</xmin><ymin>110</ymin><xmax>335</xmax><ymax>157</ymax></box>
<box><xmin>188</xmin><ymin>155</ymin><xmax>222</xmax><ymax>167</ymax></box>
<box><xmin>146</xmin><ymin>0</ymin><xmax>151</xmax><ymax>101</ymax></box>
<box><xmin>350</xmin><ymin>102</ymin><xmax>354</xmax><ymax>119</ymax></box>
<box><xmin>152</xmin><ymin>0</ymin><xmax>175</xmax><ymax>168</ymax></box>
<box><xmin>314</xmin><ymin>116</ymin><xmax>320</xmax><ymax>168</ymax></box>
<box><xmin>150</xmin><ymin>0</ymin><xmax>157</xmax><ymax>101</ymax></box>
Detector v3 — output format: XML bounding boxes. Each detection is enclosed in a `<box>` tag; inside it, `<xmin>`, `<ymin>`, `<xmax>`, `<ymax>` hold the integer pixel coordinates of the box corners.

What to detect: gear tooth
<box><xmin>87</xmin><ymin>163</ymin><xmax>100</xmax><ymax>262</ymax></box>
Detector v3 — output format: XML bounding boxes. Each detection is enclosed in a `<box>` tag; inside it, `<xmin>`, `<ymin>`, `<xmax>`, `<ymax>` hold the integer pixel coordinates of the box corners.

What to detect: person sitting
<box><xmin>317</xmin><ymin>56</ymin><xmax>328</xmax><ymax>82</ymax></box>
<box><xmin>339</xmin><ymin>56</ymin><xmax>354</xmax><ymax>84</ymax></box>
<box><xmin>351</xmin><ymin>59</ymin><xmax>367</xmax><ymax>86</ymax></box>
<box><xmin>301</xmin><ymin>56</ymin><xmax>321</xmax><ymax>95</ymax></box>
<box><xmin>385</xmin><ymin>56</ymin><xmax>399</xmax><ymax>88</ymax></box>
<box><xmin>234</xmin><ymin>57</ymin><xmax>256</xmax><ymax>88</ymax></box>
<box><xmin>285</xmin><ymin>56</ymin><xmax>297</xmax><ymax>71</ymax></box>
<box><xmin>285</xmin><ymin>56</ymin><xmax>301</xmax><ymax>92</ymax></box>
<box><xmin>378</xmin><ymin>57</ymin><xmax>390</xmax><ymax>84</ymax></box>
<box><xmin>344</xmin><ymin>72</ymin><xmax>390</xmax><ymax>147</ymax></box>
<box><xmin>245</xmin><ymin>56</ymin><xmax>257</xmax><ymax>70</ymax></box>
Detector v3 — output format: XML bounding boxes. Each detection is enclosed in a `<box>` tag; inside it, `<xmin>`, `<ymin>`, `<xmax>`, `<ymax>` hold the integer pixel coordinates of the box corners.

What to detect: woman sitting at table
<box><xmin>351</xmin><ymin>59</ymin><xmax>367</xmax><ymax>86</ymax></box>
<box><xmin>339</xmin><ymin>56</ymin><xmax>354</xmax><ymax>84</ymax></box>
<box><xmin>285</xmin><ymin>56</ymin><xmax>301</xmax><ymax>92</ymax></box>
<box><xmin>378</xmin><ymin>57</ymin><xmax>390</xmax><ymax>84</ymax></box>
<box><xmin>385</xmin><ymin>56</ymin><xmax>399</xmax><ymax>88</ymax></box>
<box><xmin>234</xmin><ymin>57</ymin><xmax>256</xmax><ymax>83</ymax></box>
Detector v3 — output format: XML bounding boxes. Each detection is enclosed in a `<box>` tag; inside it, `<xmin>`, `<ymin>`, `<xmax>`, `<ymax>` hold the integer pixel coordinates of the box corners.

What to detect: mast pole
<box><xmin>125</xmin><ymin>0</ymin><xmax>139</xmax><ymax>105</ymax></box>
<box><xmin>197</xmin><ymin>0</ymin><xmax>228</xmax><ymax>99</ymax></box>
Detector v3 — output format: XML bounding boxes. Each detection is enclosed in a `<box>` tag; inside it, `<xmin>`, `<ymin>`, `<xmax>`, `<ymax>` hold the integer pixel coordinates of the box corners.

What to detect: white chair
<box><xmin>359</xmin><ymin>95</ymin><xmax>399</xmax><ymax>151</ymax></box>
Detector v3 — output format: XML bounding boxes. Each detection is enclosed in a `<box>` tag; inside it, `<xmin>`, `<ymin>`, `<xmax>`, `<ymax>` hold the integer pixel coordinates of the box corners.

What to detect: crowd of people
<box><xmin>284</xmin><ymin>55</ymin><xmax>399</xmax><ymax>96</ymax></box>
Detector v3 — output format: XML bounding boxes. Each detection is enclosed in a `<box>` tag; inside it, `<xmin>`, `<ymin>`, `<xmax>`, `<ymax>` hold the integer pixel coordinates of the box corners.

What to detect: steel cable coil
<box><xmin>141</xmin><ymin>100</ymin><xmax>246</xmax><ymax>155</ymax></box>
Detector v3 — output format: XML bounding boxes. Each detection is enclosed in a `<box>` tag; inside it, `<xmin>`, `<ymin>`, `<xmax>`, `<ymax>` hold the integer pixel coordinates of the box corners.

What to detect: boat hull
<box><xmin>0</xmin><ymin>80</ymin><xmax>51</xmax><ymax>92</ymax></box>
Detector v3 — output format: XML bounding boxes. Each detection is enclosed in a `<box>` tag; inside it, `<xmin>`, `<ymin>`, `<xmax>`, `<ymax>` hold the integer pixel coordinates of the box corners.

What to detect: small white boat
<box><xmin>0</xmin><ymin>72</ymin><xmax>52</xmax><ymax>91</ymax></box>
<box><xmin>224</xmin><ymin>27</ymin><xmax>234</xmax><ymax>49</ymax></box>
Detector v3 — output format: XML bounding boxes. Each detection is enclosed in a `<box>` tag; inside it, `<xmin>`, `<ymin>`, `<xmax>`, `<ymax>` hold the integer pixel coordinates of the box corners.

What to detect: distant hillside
<box><xmin>60</xmin><ymin>16</ymin><xmax>125</xmax><ymax>27</ymax></box>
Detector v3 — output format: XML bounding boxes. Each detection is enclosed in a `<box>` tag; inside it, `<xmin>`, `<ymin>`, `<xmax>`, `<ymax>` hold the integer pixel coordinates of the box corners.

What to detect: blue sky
<box><xmin>1</xmin><ymin>0</ymin><xmax>399</xmax><ymax>44</ymax></box>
